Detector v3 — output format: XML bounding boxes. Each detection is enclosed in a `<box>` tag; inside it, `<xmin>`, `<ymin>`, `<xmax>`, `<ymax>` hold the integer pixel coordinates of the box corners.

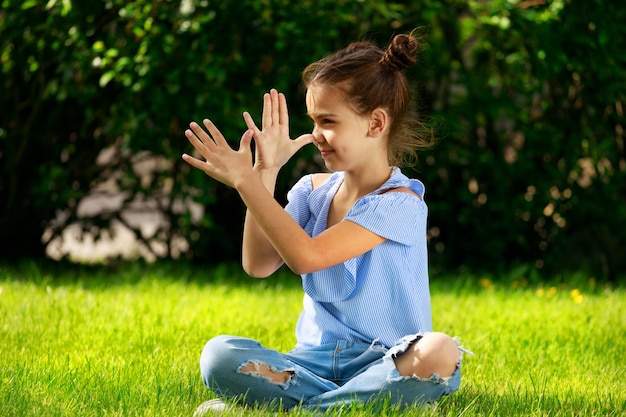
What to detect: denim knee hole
<box><xmin>237</xmin><ymin>360</ymin><xmax>298</xmax><ymax>390</ymax></box>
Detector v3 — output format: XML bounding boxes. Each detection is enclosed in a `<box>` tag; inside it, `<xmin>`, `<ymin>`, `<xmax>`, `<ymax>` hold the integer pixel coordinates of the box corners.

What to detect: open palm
<box><xmin>182</xmin><ymin>119</ymin><xmax>255</xmax><ymax>189</ymax></box>
<box><xmin>243</xmin><ymin>89</ymin><xmax>313</xmax><ymax>171</ymax></box>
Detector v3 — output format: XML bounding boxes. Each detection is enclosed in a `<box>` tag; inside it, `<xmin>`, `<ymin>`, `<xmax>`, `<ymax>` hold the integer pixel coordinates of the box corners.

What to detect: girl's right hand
<box><xmin>243</xmin><ymin>89</ymin><xmax>313</xmax><ymax>171</ymax></box>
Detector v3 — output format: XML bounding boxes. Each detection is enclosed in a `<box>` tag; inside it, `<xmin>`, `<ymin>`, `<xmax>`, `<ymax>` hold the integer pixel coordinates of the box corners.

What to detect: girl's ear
<box><xmin>368</xmin><ymin>108</ymin><xmax>388</xmax><ymax>138</ymax></box>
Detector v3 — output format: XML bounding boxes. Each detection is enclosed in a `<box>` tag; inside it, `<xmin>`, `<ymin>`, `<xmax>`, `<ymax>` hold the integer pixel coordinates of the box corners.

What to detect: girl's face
<box><xmin>306</xmin><ymin>84</ymin><xmax>381</xmax><ymax>172</ymax></box>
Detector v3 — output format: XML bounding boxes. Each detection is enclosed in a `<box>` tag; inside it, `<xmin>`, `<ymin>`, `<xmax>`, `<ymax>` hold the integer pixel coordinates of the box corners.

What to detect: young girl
<box><xmin>183</xmin><ymin>30</ymin><xmax>466</xmax><ymax>414</ymax></box>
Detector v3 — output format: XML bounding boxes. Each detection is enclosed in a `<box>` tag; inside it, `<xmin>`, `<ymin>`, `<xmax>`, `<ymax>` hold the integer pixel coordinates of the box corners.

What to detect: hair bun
<box><xmin>380</xmin><ymin>34</ymin><xmax>419</xmax><ymax>72</ymax></box>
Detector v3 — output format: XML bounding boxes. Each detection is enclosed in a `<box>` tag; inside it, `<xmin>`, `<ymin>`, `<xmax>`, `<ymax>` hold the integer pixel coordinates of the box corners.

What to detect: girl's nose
<box><xmin>311</xmin><ymin>126</ymin><xmax>323</xmax><ymax>143</ymax></box>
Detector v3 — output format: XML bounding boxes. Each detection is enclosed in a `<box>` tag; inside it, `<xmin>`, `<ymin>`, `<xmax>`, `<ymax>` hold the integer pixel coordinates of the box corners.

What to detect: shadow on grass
<box><xmin>439</xmin><ymin>386</ymin><xmax>625</xmax><ymax>417</ymax></box>
<box><xmin>0</xmin><ymin>258</ymin><xmax>303</xmax><ymax>291</ymax></box>
<box><xmin>0</xmin><ymin>258</ymin><xmax>620</xmax><ymax>295</ymax></box>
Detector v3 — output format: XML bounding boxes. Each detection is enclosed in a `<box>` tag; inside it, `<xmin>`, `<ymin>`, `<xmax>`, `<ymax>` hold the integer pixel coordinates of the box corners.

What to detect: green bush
<box><xmin>408</xmin><ymin>0</ymin><xmax>626</xmax><ymax>279</ymax></box>
<box><xmin>1</xmin><ymin>0</ymin><xmax>624</xmax><ymax>280</ymax></box>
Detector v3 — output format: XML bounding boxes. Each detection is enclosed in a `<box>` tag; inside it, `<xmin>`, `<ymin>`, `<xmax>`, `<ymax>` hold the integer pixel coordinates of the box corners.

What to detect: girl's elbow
<box><xmin>286</xmin><ymin>257</ymin><xmax>319</xmax><ymax>276</ymax></box>
<box><xmin>289</xmin><ymin>263</ymin><xmax>311</xmax><ymax>275</ymax></box>
<box><xmin>242</xmin><ymin>256</ymin><xmax>283</xmax><ymax>278</ymax></box>
<box><xmin>242</xmin><ymin>262</ymin><xmax>272</xmax><ymax>278</ymax></box>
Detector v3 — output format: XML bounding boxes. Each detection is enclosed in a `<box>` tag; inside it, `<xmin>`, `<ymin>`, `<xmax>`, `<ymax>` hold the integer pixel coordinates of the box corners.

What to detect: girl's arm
<box><xmin>235</xmin><ymin>172</ymin><xmax>386</xmax><ymax>275</ymax></box>
<box><xmin>182</xmin><ymin>119</ymin><xmax>385</xmax><ymax>277</ymax></box>
<box><xmin>239</xmin><ymin>90</ymin><xmax>313</xmax><ymax>277</ymax></box>
<box><xmin>241</xmin><ymin>166</ymin><xmax>284</xmax><ymax>277</ymax></box>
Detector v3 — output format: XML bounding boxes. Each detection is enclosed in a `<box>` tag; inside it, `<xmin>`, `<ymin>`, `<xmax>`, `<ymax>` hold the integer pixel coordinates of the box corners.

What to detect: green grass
<box><xmin>0</xmin><ymin>261</ymin><xmax>624</xmax><ymax>416</ymax></box>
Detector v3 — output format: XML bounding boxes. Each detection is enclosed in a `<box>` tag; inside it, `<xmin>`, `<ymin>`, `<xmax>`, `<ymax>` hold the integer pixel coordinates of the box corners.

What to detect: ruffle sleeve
<box><xmin>345</xmin><ymin>191</ymin><xmax>426</xmax><ymax>246</ymax></box>
<box><xmin>285</xmin><ymin>174</ymin><xmax>313</xmax><ymax>228</ymax></box>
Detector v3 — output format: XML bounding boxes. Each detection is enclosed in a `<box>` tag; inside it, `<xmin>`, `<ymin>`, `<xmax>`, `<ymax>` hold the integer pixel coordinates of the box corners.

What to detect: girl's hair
<box><xmin>302</xmin><ymin>30</ymin><xmax>432</xmax><ymax>167</ymax></box>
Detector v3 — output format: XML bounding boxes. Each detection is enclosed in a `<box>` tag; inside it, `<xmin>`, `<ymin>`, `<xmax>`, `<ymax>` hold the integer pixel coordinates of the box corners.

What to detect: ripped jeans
<box><xmin>199</xmin><ymin>334</ymin><xmax>463</xmax><ymax>412</ymax></box>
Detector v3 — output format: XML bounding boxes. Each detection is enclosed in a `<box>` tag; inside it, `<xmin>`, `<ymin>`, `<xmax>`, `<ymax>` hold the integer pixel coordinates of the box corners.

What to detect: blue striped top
<box><xmin>285</xmin><ymin>167</ymin><xmax>433</xmax><ymax>348</ymax></box>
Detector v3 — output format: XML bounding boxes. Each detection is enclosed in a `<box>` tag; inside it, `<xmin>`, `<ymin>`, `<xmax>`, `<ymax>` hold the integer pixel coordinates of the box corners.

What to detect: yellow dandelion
<box><xmin>570</xmin><ymin>289</ymin><xmax>584</xmax><ymax>304</ymax></box>
<box><xmin>479</xmin><ymin>278</ymin><xmax>494</xmax><ymax>290</ymax></box>
<box><xmin>536</xmin><ymin>288</ymin><xmax>545</xmax><ymax>297</ymax></box>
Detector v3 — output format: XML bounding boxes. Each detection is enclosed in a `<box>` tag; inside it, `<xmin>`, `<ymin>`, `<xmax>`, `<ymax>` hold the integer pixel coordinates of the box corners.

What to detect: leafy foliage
<box><xmin>1</xmin><ymin>0</ymin><xmax>624</xmax><ymax>279</ymax></box>
<box><xmin>407</xmin><ymin>0</ymin><xmax>626</xmax><ymax>279</ymax></box>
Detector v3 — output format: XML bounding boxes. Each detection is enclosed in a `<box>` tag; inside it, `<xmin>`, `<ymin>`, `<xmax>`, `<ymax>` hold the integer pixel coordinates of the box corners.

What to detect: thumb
<box><xmin>239</xmin><ymin>129</ymin><xmax>254</xmax><ymax>156</ymax></box>
<box><xmin>293</xmin><ymin>133</ymin><xmax>315</xmax><ymax>150</ymax></box>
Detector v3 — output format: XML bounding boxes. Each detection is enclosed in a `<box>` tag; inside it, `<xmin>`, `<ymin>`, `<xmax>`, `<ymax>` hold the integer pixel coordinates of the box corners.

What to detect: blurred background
<box><xmin>1</xmin><ymin>0</ymin><xmax>624</xmax><ymax>282</ymax></box>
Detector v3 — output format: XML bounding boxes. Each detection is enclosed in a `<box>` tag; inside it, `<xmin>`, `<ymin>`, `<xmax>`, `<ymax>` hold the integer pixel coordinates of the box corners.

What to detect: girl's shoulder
<box><xmin>380</xmin><ymin>186</ymin><xmax>421</xmax><ymax>200</ymax></box>
<box><xmin>379</xmin><ymin>167</ymin><xmax>426</xmax><ymax>200</ymax></box>
<box><xmin>310</xmin><ymin>172</ymin><xmax>334</xmax><ymax>190</ymax></box>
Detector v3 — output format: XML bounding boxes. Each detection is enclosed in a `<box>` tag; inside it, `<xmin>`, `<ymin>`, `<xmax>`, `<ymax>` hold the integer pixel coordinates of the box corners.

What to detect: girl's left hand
<box><xmin>182</xmin><ymin>119</ymin><xmax>255</xmax><ymax>189</ymax></box>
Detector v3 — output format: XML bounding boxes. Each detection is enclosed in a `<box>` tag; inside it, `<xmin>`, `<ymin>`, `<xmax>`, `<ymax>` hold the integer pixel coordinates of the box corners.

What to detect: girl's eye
<box><xmin>309</xmin><ymin>118</ymin><xmax>335</xmax><ymax>127</ymax></box>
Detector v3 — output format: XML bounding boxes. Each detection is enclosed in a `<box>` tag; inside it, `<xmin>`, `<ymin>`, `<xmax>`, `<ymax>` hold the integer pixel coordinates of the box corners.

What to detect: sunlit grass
<box><xmin>0</xmin><ymin>261</ymin><xmax>624</xmax><ymax>416</ymax></box>
<box><xmin>432</xmin><ymin>276</ymin><xmax>625</xmax><ymax>417</ymax></box>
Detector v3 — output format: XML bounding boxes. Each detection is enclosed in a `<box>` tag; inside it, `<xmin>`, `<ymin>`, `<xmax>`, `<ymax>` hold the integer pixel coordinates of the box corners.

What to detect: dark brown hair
<box><xmin>302</xmin><ymin>30</ymin><xmax>432</xmax><ymax>167</ymax></box>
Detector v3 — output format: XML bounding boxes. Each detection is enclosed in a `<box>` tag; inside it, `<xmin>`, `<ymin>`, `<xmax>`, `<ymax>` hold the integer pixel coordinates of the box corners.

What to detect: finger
<box><xmin>239</xmin><ymin>129</ymin><xmax>254</xmax><ymax>155</ymax></box>
<box><xmin>270</xmin><ymin>89</ymin><xmax>280</xmax><ymax>126</ymax></box>
<box><xmin>202</xmin><ymin>119</ymin><xmax>230</xmax><ymax>149</ymax></box>
<box><xmin>293</xmin><ymin>133</ymin><xmax>315</xmax><ymax>150</ymax></box>
<box><xmin>187</xmin><ymin>122</ymin><xmax>216</xmax><ymax>151</ymax></box>
<box><xmin>262</xmin><ymin>92</ymin><xmax>271</xmax><ymax>130</ymax></box>
<box><xmin>243</xmin><ymin>112</ymin><xmax>261</xmax><ymax>137</ymax></box>
<box><xmin>182</xmin><ymin>152</ymin><xmax>212</xmax><ymax>172</ymax></box>
<box><xmin>185</xmin><ymin>126</ymin><xmax>212</xmax><ymax>156</ymax></box>
<box><xmin>278</xmin><ymin>92</ymin><xmax>289</xmax><ymax>126</ymax></box>
<box><xmin>183</xmin><ymin>129</ymin><xmax>218</xmax><ymax>166</ymax></box>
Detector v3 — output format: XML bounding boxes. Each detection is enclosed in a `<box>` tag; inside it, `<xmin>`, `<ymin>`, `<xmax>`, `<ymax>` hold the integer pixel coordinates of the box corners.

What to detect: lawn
<box><xmin>0</xmin><ymin>261</ymin><xmax>624</xmax><ymax>416</ymax></box>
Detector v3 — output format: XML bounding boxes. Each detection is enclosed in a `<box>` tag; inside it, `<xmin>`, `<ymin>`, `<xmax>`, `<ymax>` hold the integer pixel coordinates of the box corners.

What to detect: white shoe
<box><xmin>193</xmin><ymin>399</ymin><xmax>228</xmax><ymax>416</ymax></box>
